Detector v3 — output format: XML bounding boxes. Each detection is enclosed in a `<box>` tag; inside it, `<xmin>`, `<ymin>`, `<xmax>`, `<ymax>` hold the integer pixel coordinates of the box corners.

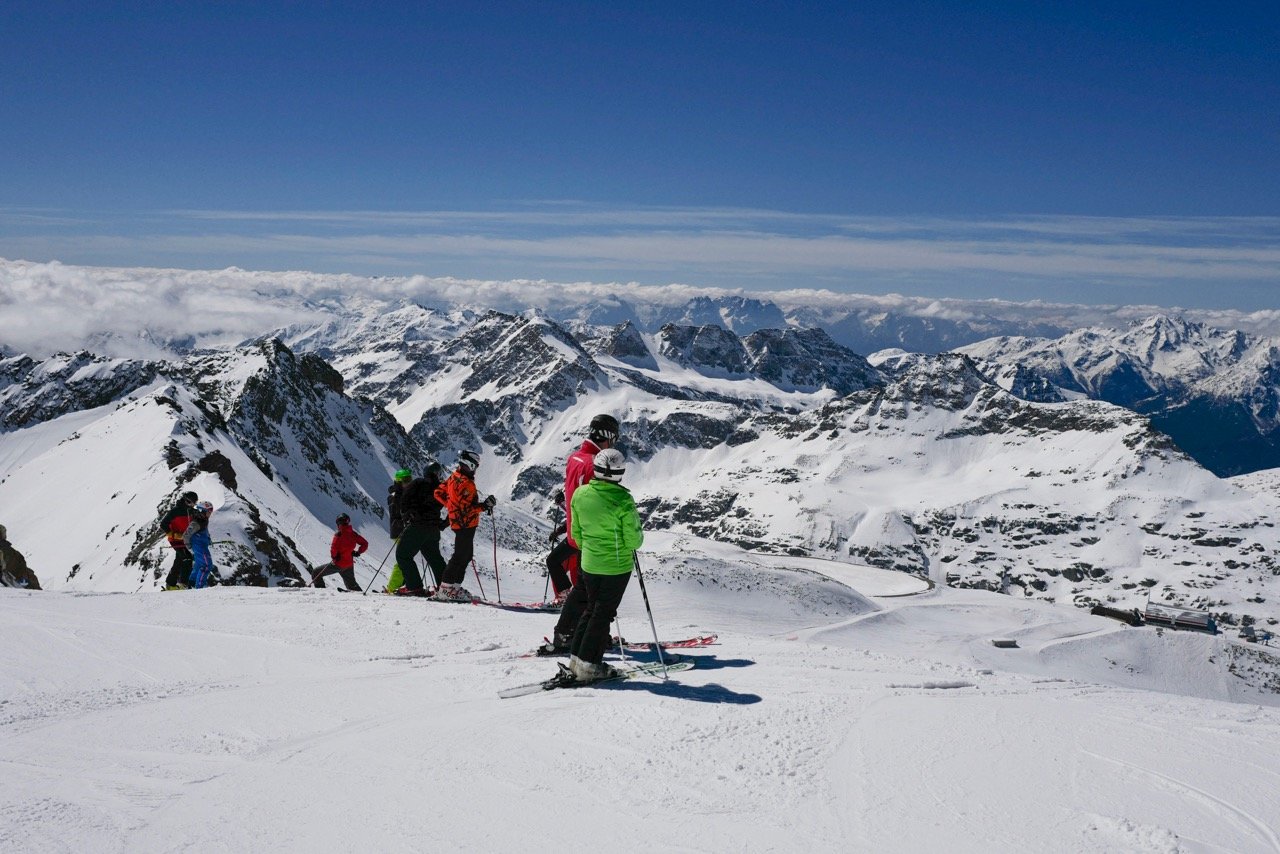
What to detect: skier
<box><xmin>310</xmin><ymin>513</ymin><xmax>368</xmax><ymax>591</ymax></box>
<box><xmin>432</xmin><ymin>450</ymin><xmax>495</xmax><ymax>602</ymax></box>
<box><xmin>383</xmin><ymin>468</ymin><xmax>413</xmax><ymax>594</ymax></box>
<box><xmin>161</xmin><ymin>491</ymin><xmax>199</xmax><ymax>590</ymax></box>
<box><xmin>392</xmin><ymin>463</ymin><xmax>449</xmax><ymax>596</ymax></box>
<box><xmin>541</xmin><ymin>413</ymin><xmax>620</xmax><ymax>653</ymax></box>
<box><xmin>543</xmin><ymin>489</ymin><xmax>576</xmax><ymax>603</ymax></box>
<box><xmin>565</xmin><ymin>448</ymin><xmax>642</xmax><ymax>683</ymax></box>
<box><xmin>184</xmin><ymin>501</ymin><xmax>217</xmax><ymax>589</ymax></box>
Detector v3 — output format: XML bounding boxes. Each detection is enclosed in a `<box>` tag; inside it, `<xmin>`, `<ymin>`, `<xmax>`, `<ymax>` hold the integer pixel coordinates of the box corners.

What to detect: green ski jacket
<box><xmin>569</xmin><ymin>480</ymin><xmax>644</xmax><ymax>575</ymax></box>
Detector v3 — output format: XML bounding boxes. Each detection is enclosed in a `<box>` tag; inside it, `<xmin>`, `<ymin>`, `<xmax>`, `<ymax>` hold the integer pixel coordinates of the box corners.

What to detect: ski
<box><xmin>472</xmin><ymin>599</ymin><xmax>562</xmax><ymax>613</ymax></box>
<box><xmin>498</xmin><ymin>659</ymin><xmax>696</xmax><ymax>699</ymax></box>
<box><xmin>520</xmin><ymin>633</ymin><xmax>717</xmax><ymax>658</ymax></box>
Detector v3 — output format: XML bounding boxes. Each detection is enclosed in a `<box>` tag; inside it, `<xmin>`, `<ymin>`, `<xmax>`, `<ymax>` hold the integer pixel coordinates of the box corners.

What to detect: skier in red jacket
<box><xmin>310</xmin><ymin>513</ymin><xmax>368</xmax><ymax>590</ymax></box>
<box><xmin>540</xmin><ymin>413</ymin><xmax>619</xmax><ymax>653</ymax></box>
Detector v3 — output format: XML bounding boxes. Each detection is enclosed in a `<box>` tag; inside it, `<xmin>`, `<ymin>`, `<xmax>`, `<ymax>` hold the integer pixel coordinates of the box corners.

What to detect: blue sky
<box><xmin>1</xmin><ymin>1</ymin><xmax>1277</xmax><ymax>309</ymax></box>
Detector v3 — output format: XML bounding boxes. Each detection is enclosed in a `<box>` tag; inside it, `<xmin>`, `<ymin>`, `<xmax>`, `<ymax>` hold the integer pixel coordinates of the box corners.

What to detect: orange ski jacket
<box><xmin>434</xmin><ymin>469</ymin><xmax>482</xmax><ymax>530</ymax></box>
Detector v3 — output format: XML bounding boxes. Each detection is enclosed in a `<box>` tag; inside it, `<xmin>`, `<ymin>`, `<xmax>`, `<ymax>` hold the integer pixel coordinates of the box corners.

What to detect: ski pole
<box><xmin>469</xmin><ymin>559</ymin><xmax>487</xmax><ymax>600</ymax></box>
<box><xmin>491</xmin><ymin>514</ymin><xmax>502</xmax><ymax>604</ymax></box>
<box><xmin>631</xmin><ymin>553</ymin><xmax>669</xmax><ymax>678</ymax></box>
<box><xmin>543</xmin><ymin>570</ymin><xmax>551</xmax><ymax>605</ymax></box>
<box><xmin>361</xmin><ymin>539</ymin><xmax>397</xmax><ymax>595</ymax></box>
<box><xmin>616</xmin><ymin>618</ymin><xmax>626</xmax><ymax>667</ymax></box>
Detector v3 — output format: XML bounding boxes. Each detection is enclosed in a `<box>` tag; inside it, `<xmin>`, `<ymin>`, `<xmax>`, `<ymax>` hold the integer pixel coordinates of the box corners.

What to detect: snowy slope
<box><xmin>3</xmin><ymin>539</ymin><xmax>1280</xmax><ymax>853</ymax></box>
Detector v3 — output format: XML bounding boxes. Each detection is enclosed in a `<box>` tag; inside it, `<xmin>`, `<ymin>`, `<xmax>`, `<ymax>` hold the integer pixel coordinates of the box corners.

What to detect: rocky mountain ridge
<box><xmin>960</xmin><ymin>314</ymin><xmax>1280</xmax><ymax>476</ymax></box>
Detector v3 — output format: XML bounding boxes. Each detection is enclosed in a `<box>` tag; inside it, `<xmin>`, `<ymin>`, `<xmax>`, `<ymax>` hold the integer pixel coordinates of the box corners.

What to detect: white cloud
<box><xmin>4</xmin><ymin>254</ymin><xmax>1280</xmax><ymax>361</ymax></box>
<box><xmin>3</xmin><ymin>206</ymin><xmax>1279</xmax><ymax>357</ymax></box>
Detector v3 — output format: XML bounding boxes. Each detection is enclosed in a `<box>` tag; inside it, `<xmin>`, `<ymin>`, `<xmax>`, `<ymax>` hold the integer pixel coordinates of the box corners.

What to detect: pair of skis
<box><xmin>498</xmin><ymin>634</ymin><xmax>715</xmax><ymax>698</ymax></box>
<box><xmin>498</xmin><ymin>659</ymin><xmax>696</xmax><ymax>699</ymax></box>
<box><xmin>519</xmin><ymin>633</ymin><xmax>718</xmax><ymax>658</ymax></box>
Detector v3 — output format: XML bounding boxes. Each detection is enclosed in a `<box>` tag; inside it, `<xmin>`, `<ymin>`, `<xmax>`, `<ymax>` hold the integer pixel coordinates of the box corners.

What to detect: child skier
<box><xmin>564</xmin><ymin>448</ymin><xmax>642</xmax><ymax>683</ymax></box>
<box><xmin>183</xmin><ymin>501</ymin><xmax>217</xmax><ymax>589</ymax></box>
<box><xmin>310</xmin><ymin>513</ymin><xmax>368</xmax><ymax>591</ymax></box>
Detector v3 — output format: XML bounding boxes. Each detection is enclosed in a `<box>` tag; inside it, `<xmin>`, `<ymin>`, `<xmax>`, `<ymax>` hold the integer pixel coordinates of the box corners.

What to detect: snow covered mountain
<box><xmin>0</xmin><ymin>339</ymin><xmax>430</xmax><ymax>590</ymax></box>
<box><xmin>3</xmin><ymin>261</ymin><xmax>1280</xmax><ymax>634</ymax></box>
<box><xmin>269</xmin><ymin>309</ymin><xmax>1280</xmax><ymax>630</ymax></box>
<box><xmin>960</xmin><ymin>315</ymin><xmax>1280</xmax><ymax>476</ymax></box>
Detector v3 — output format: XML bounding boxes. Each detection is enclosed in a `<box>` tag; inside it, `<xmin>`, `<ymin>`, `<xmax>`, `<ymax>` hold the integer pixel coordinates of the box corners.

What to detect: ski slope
<box><xmin>3</xmin><ymin>540</ymin><xmax>1279</xmax><ymax>853</ymax></box>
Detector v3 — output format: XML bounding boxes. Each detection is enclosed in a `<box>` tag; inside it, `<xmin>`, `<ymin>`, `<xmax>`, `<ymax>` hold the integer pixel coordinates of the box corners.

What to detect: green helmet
<box><xmin>394</xmin><ymin>468</ymin><xmax>412</xmax><ymax>482</ymax></box>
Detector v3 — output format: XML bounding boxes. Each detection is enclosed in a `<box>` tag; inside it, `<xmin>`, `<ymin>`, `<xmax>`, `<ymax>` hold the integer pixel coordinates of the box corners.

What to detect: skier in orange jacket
<box><xmin>432</xmin><ymin>450</ymin><xmax>495</xmax><ymax>602</ymax></box>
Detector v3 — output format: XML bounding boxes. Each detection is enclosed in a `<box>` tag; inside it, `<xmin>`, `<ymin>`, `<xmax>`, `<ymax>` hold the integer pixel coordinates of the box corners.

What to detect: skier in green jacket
<box><xmin>566</xmin><ymin>447</ymin><xmax>643</xmax><ymax>683</ymax></box>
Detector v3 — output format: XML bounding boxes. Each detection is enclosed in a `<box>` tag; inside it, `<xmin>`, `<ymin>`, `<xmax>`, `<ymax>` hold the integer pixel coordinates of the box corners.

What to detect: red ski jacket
<box><xmin>563</xmin><ymin>440</ymin><xmax>600</xmax><ymax>549</ymax></box>
<box><xmin>331</xmin><ymin>523</ymin><xmax>369</xmax><ymax>569</ymax></box>
<box><xmin>163</xmin><ymin>502</ymin><xmax>193</xmax><ymax>551</ymax></box>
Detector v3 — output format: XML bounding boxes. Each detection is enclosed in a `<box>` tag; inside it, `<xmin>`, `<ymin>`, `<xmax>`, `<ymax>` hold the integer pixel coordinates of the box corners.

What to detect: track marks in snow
<box><xmin>1087</xmin><ymin>751</ymin><xmax>1280</xmax><ymax>853</ymax></box>
<box><xmin>0</xmin><ymin>681</ymin><xmax>231</xmax><ymax>734</ymax></box>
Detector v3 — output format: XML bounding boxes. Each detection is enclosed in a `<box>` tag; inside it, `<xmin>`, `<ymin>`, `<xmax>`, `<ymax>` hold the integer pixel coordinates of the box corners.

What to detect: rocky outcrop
<box><xmin>601</xmin><ymin>321</ymin><xmax>658</xmax><ymax>370</ymax></box>
<box><xmin>0</xmin><ymin>525</ymin><xmax>41</xmax><ymax>589</ymax></box>
<box><xmin>0</xmin><ymin>351</ymin><xmax>159</xmax><ymax>430</ymax></box>
<box><xmin>743</xmin><ymin>327</ymin><xmax>882</xmax><ymax>395</ymax></box>
<box><xmin>655</xmin><ymin>324</ymin><xmax>750</xmax><ymax>375</ymax></box>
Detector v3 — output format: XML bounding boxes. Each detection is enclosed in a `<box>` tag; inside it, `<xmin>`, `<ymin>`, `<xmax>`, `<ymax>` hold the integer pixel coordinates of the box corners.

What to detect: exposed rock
<box><xmin>0</xmin><ymin>524</ymin><xmax>41</xmax><ymax>589</ymax></box>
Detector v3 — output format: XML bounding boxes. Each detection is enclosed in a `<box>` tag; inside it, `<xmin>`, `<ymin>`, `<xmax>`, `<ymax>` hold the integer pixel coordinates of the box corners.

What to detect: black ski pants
<box><xmin>164</xmin><ymin>548</ymin><xmax>193</xmax><ymax>588</ymax></box>
<box><xmin>397</xmin><ymin>524</ymin><xmax>447</xmax><ymax>589</ymax></box>
<box><xmin>553</xmin><ymin>577</ymin><xmax>589</xmax><ymax>640</ymax></box>
<box><xmin>442</xmin><ymin>525</ymin><xmax>477</xmax><ymax>585</ymax></box>
<box><xmin>545</xmin><ymin>538</ymin><xmax>577</xmax><ymax>595</ymax></box>
<box><xmin>311</xmin><ymin>563</ymin><xmax>360</xmax><ymax>591</ymax></box>
<box><xmin>569</xmin><ymin>571</ymin><xmax>632</xmax><ymax>665</ymax></box>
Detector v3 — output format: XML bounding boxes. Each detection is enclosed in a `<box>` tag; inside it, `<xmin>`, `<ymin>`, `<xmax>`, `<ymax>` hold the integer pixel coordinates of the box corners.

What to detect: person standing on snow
<box><xmin>541</xmin><ymin>413</ymin><xmax>620</xmax><ymax>653</ymax></box>
<box><xmin>383</xmin><ymin>468</ymin><xmax>413</xmax><ymax>594</ymax></box>
<box><xmin>392</xmin><ymin>463</ymin><xmax>449</xmax><ymax>596</ymax></box>
<box><xmin>432</xmin><ymin>450</ymin><xmax>495</xmax><ymax>602</ymax></box>
<box><xmin>161</xmin><ymin>491</ymin><xmax>199</xmax><ymax>590</ymax></box>
<box><xmin>543</xmin><ymin>489</ymin><xmax>575</xmax><ymax>602</ymax></box>
<box><xmin>183</xmin><ymin>501</ymin><xmax>217</xmax><ymax>589</ymax></box>
<box><xmin>565</xmin><ymin>448</ymin><xmax>643</xmax><ymax>683</ymax></box>
<box><xmin>310</xmin><ymin>513</ymin><xmax>368</xmax><ymax>591</ymax></box>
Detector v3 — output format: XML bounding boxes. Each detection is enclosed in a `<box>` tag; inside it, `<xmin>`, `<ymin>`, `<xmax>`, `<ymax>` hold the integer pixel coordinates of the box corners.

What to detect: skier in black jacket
<box><xmin>393</xmin><ymin>463</ymin><xmax>449</xmax><ymax>596</ymax></box>
<box><xmin>384</xmin><ymin>468</ymin><xmax>413</xmax><ymax>593</ymax></box>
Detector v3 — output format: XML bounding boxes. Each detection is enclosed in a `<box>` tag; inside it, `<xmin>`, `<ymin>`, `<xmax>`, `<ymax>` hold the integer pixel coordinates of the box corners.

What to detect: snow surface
<box><xmin>4</xmin><ymin>537</ymin><xmax>1280</xmax><ymax>853</ymax></box>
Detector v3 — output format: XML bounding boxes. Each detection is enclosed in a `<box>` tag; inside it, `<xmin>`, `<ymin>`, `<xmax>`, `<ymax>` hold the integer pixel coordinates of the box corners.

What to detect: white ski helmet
<box><xmin>592</xmin><ymin>448</ymin><xmax>627</xmax><ymax>483</ymax></box>
<box><xmin>458</xmin><ymin>450</ymin><xmax>480</xmax><ymax>472</ymax></box>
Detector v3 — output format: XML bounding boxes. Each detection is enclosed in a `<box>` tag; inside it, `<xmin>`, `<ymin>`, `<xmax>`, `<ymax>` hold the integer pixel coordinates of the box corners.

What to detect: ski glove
<box><xmin>481</xmin><ymin>495</ymin><xmax>497</xmax><ymax>513</ymax></box>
